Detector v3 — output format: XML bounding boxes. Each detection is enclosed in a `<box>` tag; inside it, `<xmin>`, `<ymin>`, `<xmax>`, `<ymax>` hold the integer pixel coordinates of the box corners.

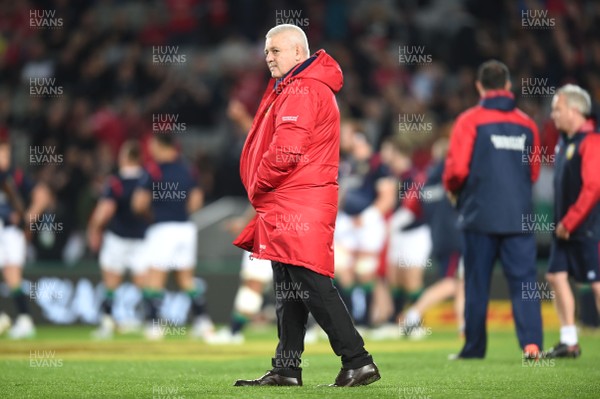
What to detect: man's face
<box><xmin>551</xmin><ymin>94</ymin><xmax>572</xmax><ymax>132</ymax></box>
<box><xmin>265</xmin><ymin>33</ymin><xmax>300</xmax><ymax>79</ymax></box>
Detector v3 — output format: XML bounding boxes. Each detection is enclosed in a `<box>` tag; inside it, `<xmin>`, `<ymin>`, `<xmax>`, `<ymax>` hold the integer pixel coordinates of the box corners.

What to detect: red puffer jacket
<box><xmin>233</xmin><ymin>49</ymin><xmax>343</xmax><ymax>277</ymax></box>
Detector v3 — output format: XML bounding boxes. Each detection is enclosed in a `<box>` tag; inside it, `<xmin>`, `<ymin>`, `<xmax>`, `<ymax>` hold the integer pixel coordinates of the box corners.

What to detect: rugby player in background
<box><xmin>398</xmin><ymin>138</ymin><xmax>464</xmax><ymax>337</ymax></box>
<box><xmin>373</xmin><ymin>138</ymin><xmax>431</xmax><ymax>339</ymax></box>
<box><xmin>133</xmin><ymin>134</ymin><xmax>213</xmax><ymax>340</ymax></box>
<box><xmin>334</xmin><ymin>126</ymin><xmax>396</xmax><ymax>327</ymax></box>
<box><xmin>87</xmin><ymin>140</ymin><xmax>149</xmax><ymax>339</ymax></box>
<box><xmin>0</xmin><ymin>139</ymin><xmax>51</xmax><ymax>339</ymax></box>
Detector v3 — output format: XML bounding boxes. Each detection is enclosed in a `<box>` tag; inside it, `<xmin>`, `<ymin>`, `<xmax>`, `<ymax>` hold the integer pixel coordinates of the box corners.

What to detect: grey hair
<box><xmin>266</xmin><ymin>24</ymin><xmax>310</xmax><ymax>56</ymax></box>
<box><xmin>555</xmin><ymin>84</ymin><xmax>592</xmax><ymax>116</ymax></box>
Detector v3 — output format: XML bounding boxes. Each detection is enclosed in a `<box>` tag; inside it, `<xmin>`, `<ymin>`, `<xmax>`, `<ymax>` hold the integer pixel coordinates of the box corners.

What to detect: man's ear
<box><xmin>504</xmin><ymin>80</ymin><xmax>512</xmax><ymax>91</ymax></box>
<box><xmin>475</xmin><ymin>81</ymin><xmax>485</xmax><ymax>97</ymax></box>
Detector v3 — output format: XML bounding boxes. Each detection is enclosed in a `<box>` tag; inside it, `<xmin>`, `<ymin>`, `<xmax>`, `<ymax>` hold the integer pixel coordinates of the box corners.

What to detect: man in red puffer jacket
<box><xmin>233</xmin><ymin>24</ymin><xmax>379</xmax><ymax>388</ymax></box>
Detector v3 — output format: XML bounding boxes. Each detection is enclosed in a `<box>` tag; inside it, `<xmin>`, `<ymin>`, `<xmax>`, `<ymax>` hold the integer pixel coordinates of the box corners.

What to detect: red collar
<box><xmin>481</xmin><ymin>89</ymin><xmax>514</xmax><ymax>99</ymax></box>
<box><xmin>576</xmin><ymin>119</ymin><xmax>596</xmax><ymax>133</ymax></box>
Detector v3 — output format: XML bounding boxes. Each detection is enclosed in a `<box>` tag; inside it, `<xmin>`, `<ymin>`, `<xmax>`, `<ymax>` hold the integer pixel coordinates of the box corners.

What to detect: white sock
<box><xmin>405</xmin><ymin>308</ymin><xmax>421</xmax><ymax>325</ymax></box>
<box><xmin>560</xmin><ymin>325</ymin><xmax>578</xmax><ymax>346</ymax></box>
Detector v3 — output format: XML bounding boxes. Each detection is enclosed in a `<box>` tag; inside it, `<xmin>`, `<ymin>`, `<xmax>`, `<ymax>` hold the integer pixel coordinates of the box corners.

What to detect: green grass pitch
<box><xmin>1</xmin><ymin>326</ymin><xmax>599</xmax><ymax>398</ymax></box>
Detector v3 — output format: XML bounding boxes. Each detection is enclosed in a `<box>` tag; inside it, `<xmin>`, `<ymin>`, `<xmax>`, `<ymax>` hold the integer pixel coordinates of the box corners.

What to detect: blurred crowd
<box><xmin>0</xmin><ymin>0</ymin><xmax>599</xmax><ymax>262</ymax></box>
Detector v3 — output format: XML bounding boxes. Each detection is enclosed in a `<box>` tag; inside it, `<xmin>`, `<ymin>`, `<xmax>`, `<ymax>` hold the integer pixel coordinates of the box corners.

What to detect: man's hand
<box><xmin>223</xmin><ymin>206</ymin><xmax>256</xmax><ymax>236</ymax></box>
<box><xmin>223</xmin><ymin>216</ymin><xmax>249</xmax><ymax>236</ymax></box>
<box><xmin>556</xmin><ymin>222</ymin><xmax>570</xmax><ymax>240</ymax></box>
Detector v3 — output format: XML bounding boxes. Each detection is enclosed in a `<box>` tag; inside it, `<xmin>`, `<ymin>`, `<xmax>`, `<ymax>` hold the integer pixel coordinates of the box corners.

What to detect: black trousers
<box><xmin>271</xmin><ymin>261</ymin><xmax>372</xmax><ymax>377</ymax></box>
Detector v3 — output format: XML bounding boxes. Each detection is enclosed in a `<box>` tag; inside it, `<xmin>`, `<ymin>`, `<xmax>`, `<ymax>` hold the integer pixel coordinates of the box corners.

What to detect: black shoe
<box><xmin>545</xmin><ymin>342</ymin><xmax>581</xmax><ymax>358</ymax></box>
<box><xmin>234</xmin><ymin>370</ymin><xmax>302</xmax><ymax>386</ymax></box>
<box><xmin>330</xmin><ymin>363</ymin><xmax>380</xmax><ymax>387</ymax></box>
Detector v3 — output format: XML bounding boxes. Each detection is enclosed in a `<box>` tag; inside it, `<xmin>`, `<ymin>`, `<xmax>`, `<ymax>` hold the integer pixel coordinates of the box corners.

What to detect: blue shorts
<box><xmin>548</xmin><ymin>237</ymin><xmax>600</xmax><ymax>283</ymax></box>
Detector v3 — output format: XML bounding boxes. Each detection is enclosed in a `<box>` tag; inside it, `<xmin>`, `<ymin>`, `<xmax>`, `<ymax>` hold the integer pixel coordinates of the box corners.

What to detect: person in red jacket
<box><xmin>233</xmin><ymin>24</ymin><xmax>379</xmax><ymax>388</ymax></box>
<box><xmin>545</xmin><ymin>84</ymin><xmax>600</xmax><ymax>358</ymax></box>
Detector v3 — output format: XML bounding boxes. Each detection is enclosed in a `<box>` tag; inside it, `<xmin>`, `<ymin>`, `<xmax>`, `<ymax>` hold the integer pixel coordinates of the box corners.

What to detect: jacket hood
<box><xmin>278</xmin><ymin>49</ymin><xmax>343</xmax><ymax>93</ymax></box>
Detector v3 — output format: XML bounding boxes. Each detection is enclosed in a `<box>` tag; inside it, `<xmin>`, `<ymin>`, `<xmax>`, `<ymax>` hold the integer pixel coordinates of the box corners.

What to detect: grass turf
<box><xmin>1</xmin><ymin>325</ymin><xmax>599</xmax><ymax>398</ymax></box>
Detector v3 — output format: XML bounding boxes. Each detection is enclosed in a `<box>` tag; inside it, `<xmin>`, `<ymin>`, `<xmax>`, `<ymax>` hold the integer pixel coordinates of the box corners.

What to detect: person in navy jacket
<box><xmin>443</xmin><ymin>60</ymin><xmax>543</xmax><ymax>359</ymax></box>
<box><xmin>545</xmin><ymin>84</ymin><xmax>600</xmax><ymax>358</ymax></box>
